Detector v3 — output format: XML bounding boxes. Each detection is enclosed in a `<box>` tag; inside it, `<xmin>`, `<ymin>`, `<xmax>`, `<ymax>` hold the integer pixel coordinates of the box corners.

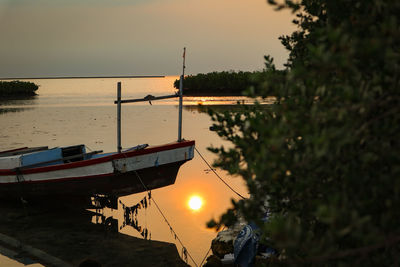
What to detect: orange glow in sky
<box><xmin>0</xmin><ymin>0</ymin><xmax>296</xmax><ymax>77</ymax></box>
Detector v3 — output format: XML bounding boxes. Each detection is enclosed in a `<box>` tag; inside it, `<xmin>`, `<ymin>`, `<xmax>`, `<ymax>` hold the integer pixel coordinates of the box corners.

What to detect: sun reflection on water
<box><xmin>188</xmin><ymin>195</ymin><xmax>204</xmax><ymax>211</ymax></box>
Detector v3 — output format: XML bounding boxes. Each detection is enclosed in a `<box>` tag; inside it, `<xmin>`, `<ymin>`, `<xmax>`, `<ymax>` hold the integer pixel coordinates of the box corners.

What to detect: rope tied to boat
<box><xmin>194</xmin><ymin>147</ymin><xmax>246</xmax><ymax>200</ymax></box>
<box><xmin>199</xmin><ymin>225</ymin><xmax>227</xmax><ymax>267</ymax></box>
<box><xmin>132</xmin><ymin>170</ymin><xmax>199</xmax><ymax>267</ymax></box>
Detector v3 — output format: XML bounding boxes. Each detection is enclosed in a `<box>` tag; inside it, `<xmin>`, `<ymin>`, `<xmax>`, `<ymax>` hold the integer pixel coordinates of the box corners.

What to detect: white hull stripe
<box><xmin>0</xmin><ymin>145</ymin><xmax>194</xmax><ymax>184</ymax></box>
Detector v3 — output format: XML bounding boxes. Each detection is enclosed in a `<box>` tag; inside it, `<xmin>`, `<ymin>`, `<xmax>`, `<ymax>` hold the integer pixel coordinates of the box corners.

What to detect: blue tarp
<box><xmin>234</xmin><ymin>222</ymin><xmax>260</xmax><ymax>267</ymax></box>
<box><xmin>233</xmin><ymin>212</ymin><xmax>276</xmax><ymax>267</ymax></box>
<box><xmin>21</xmin><ymin>148</ymin><xmax>63</xmax><ymax>167</ymax></box>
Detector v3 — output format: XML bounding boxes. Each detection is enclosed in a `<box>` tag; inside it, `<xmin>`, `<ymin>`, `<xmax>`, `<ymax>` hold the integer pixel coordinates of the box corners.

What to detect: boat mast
<box><xmin>178</xmin><ymin>47</ymin><xmax>186</xmax><ymax>142</ymax></box>
<box><xmin>117</xmin><ymin>82</ymin><xmax>122</xmax><ymax>153</ymax></box>
<box><xmin>115</xmin><ymin>48</ymin><xmax>186</xmax><ymax>151</ymax></box>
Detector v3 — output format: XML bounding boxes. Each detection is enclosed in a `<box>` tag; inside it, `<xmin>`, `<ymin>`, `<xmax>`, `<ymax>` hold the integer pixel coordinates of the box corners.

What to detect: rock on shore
<box><xmin>204</xmin><ymin>222</ymin><xmax>246</xmax><ymax>266</ymax></box>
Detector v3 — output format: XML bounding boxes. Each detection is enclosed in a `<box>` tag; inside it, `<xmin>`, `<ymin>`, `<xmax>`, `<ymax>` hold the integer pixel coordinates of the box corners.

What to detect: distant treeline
<box><xmin>173</xmin><ymin>71</ymin><xmax>263</xmax><ymax>96</ymax></box>
<box><xmin>0</xmin><ymin>81</ymin><xmax>39</xmax><ymax>97</ymax></box>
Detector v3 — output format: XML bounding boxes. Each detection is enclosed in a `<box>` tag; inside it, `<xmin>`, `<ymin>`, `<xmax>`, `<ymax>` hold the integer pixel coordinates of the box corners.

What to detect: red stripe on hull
<box><xmin>0</xmin><ymin>140</ymin><xmax>194</xmax><ymax>175</ymax></box>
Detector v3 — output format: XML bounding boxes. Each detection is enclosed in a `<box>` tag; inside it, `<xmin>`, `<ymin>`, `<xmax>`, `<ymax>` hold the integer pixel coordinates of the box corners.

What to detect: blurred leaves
<box><xmin>207</xmin><ymin>0</ymin><xmax>400</xmax><ymax>265</ymax></box>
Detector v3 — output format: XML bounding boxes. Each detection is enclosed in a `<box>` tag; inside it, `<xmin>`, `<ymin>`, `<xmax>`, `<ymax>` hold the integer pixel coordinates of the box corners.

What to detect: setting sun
<box><xmin>188</xmin><ymin>195</ymin><xmax>203</xmax><ymax>211</ymax></box>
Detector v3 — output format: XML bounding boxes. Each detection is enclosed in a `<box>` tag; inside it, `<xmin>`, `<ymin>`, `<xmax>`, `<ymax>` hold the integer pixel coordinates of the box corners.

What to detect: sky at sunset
<box><xmin>0</xmin><ymin>0</ymin><xmax>295</xmax><ymax>77</ymax></box>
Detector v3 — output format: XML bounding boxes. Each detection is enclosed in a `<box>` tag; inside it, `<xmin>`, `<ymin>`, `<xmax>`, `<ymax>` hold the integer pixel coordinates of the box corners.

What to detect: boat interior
<box><xmin>0</xmin><ymin>144</ymin><xmax>148</xmax><ymax>170</ymax></box>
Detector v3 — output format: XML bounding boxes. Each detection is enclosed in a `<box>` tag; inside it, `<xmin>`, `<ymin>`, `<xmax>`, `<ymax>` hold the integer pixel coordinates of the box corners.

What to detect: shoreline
<box><xmin>183</xmin><ymin>93</ymin><xmax>244</xmax><ymax>97</ymax></box>
<box><xmin>0</xmin><ymin>203</ymin><xmax>188</xmax><ymax>266</ymax></box>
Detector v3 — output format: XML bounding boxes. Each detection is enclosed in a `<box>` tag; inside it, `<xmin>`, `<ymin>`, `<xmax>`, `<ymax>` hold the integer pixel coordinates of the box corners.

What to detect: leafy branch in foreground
<box><xmin>208</xmin><ymin>0</ymin><xmax>400</xmax><ymax>265</ymax></box>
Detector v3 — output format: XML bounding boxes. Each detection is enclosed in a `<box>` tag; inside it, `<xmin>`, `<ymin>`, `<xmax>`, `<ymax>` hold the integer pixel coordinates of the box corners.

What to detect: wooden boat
<box><xmin>0</xmin><ymin>141</ymin><xmax>194</xmax><ymax>201</ymax></box>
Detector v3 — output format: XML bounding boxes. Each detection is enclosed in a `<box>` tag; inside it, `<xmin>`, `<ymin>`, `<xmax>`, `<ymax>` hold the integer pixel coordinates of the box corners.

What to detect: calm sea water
<box><xmin>0</xmin><ymin>77</ymin><xmax>250</xmax><ymax>266</ymax></box>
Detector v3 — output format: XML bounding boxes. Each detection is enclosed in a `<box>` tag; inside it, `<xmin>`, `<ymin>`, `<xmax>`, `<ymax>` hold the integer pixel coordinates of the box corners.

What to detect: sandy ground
<box><xmin>0</xmin><ymin>201</ymin><xmax>188</xmax><ymax>267</ymax></box>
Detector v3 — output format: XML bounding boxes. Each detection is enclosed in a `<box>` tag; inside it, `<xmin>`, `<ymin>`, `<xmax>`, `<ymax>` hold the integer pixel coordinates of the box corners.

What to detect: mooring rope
<box><xmin>199</xmin><ymin>246</ymin><xmax>212</xmax><ymax>267</ymax></box>
<box><xmin>199</xmin><ymin>225</ymin><xmax>227</xmax><ymax>266</ymax></box>
<box><xmin>133</xmin><ymin>170</ymin><xmax>199</xmax><ymax>267</ymax></box>
<box><xmin>194</xmin><ymin>147</ymin><xmax>246</xmax><ymax>200</ymax></box>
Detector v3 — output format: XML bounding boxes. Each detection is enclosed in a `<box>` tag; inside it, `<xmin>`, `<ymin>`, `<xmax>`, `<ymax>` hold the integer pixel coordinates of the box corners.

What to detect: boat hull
<box><xmin>0</xmin><ymin>160</ymin><xmax>184</xmax><ymax>199</ymax></box>
<box><xmin>0</xmin><ymin>140</ymin><xmax>195</xmax><ymax>201</ymax></box>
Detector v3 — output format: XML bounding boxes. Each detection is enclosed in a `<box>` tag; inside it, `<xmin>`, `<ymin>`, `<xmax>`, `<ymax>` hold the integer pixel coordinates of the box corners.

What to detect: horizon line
<box><xmin>0</xmin><ymin>75</ymin><xmax>166</xmax><ymax>80</ymax></box>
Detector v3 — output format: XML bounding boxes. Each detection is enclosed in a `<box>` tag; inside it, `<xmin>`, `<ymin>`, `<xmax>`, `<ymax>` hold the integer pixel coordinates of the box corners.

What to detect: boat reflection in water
<box><xmin>91</xmin><ymin>194</ymin><xmax>153</xmax><ymax>239</ymax></box>
<box><xmin>90</xmin><ymin>192</ymin><xmax>195</xmax><ymax>264</ymax></box>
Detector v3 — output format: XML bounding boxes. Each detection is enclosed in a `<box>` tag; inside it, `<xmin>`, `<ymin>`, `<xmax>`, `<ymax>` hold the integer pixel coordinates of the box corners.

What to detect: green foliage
<box><xmin>0</xmin><ymin>81</ymin><xmax>38</xmax><ymax>97</ymax></box>
<box><xmin>174</xmin><ymin>71</ymin><xmax>283</xmax><ymax>96</ymax></box>
<box><xmin>209</xmin><ymin>0</ymin><xmax>400</xmax><ymax>265</ymax></box>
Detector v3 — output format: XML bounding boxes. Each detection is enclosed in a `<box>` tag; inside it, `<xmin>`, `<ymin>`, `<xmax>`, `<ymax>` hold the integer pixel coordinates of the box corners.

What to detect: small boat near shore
<box><xmin>0</xmin><ymin>140</ymin><xmax>194</xmax><ymax>202</ymax></box>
